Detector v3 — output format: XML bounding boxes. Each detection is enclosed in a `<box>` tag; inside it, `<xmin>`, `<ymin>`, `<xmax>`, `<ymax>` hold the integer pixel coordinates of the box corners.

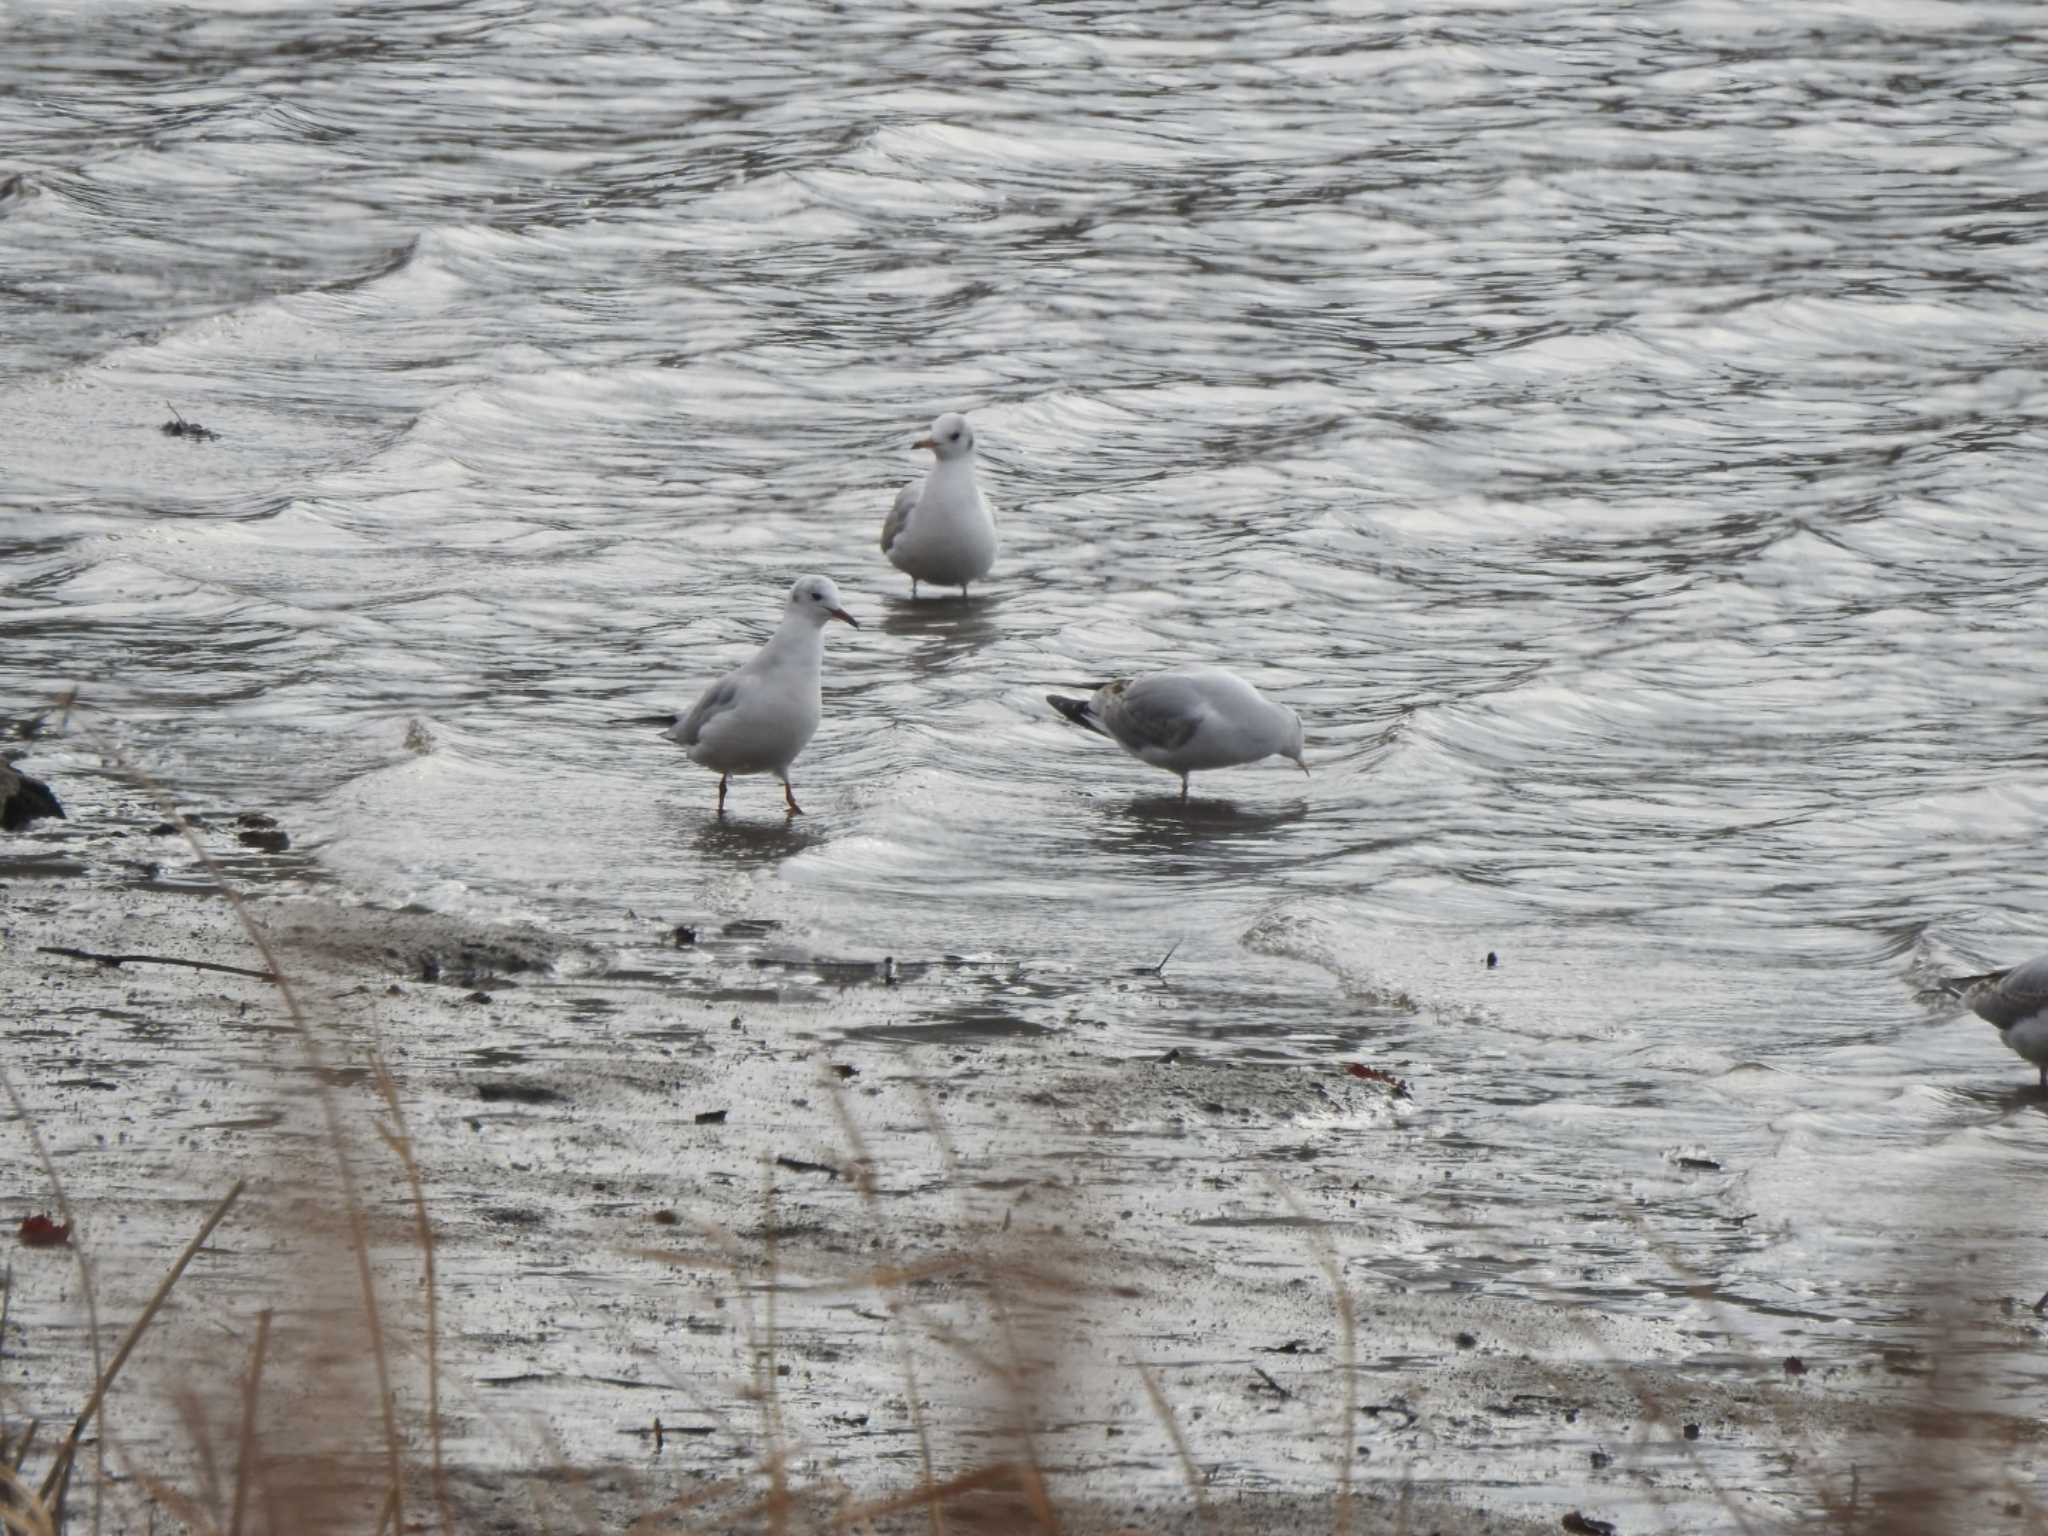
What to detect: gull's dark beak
<box><xmin>912</xmin><ymin>436</ymin><xmax>937</xmax><ymax>451</ymax></box>
<box><xmin>829</xmin><ymin>607</ymin><xmax>859</xmax><ymax>628</ymax></box>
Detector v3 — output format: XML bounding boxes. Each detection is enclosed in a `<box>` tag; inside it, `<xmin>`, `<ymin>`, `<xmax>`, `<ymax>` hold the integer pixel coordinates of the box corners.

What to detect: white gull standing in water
<box><xmin>1046</xmin><ymin>667</ymin><xmax>1307</xmax><ymax>801</ymax></box>
<box><xmin>666</xmin><ymin>575</ymin><xmax>859</xmax><ymax>815</ymax></box>
<box><xmin>880</xmin><ymin>411</ymin><xmax>997</xmax><ymax>598</ymax></box>
<box><xmin>1944</xmin><ymin>955</ymin><xmax>2048</xmax><ymax>1089</ymax></box>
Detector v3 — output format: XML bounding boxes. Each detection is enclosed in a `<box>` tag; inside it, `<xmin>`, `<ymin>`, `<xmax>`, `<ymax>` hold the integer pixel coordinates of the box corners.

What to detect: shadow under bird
<box><xmin>1943</xmin><ymin>956</ymin><xmax>2048</xmax><ymax>1089</ymax></box>
<box><xmin>1046</xmin><ymin>667</ymin><xmax>1307</xmax><ymax>801</ymax></box>
<box><xmin>880</xmin><ymin>411</ymin><xmax>997</xmax><ymax>599</ymax></box>
<box><xmin>0</xmin><ymin>760</ymin><xmax>64</xmax><ymax>830</ymax></box>
<box><xmin>666</xmin><ymin>576</ymin><xmax>858</xmax><ymax>816</ymax></box>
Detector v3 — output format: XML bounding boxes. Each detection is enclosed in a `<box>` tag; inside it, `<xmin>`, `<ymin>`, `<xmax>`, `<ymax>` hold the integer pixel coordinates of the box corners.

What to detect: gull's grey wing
<box><xmin>880</xmin><ymin>482</ymin><xmax>918</xmax><ymax>555</ymax></box>
<box><xmin>667</xmin><ymin>675</ymin><xmax>744</xmax><ymax>748</ymax></box>
<box><xmin>1965</xmin><ymin>953</ymin><xmax>2048</xmax><ymax>1028</ymax></box>
<box><xmin>1098</xmin><ymin>676</ymin><xmax>1202</xmax><ymax>755</ymax></box>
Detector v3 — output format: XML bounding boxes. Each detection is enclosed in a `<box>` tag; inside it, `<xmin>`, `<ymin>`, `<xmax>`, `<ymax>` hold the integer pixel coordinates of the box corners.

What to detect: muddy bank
<box><xmin>1</xmin><ymin>790</ymin><xmax>2039</xmax><ymax>1534</ymax></box>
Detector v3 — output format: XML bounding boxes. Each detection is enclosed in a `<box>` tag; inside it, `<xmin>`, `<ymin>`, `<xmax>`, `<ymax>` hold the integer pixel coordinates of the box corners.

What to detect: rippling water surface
<box><xmin>6</xmin><ymin>0</ymin><xmax>2048</xmax><ymax>1465</ymax></box>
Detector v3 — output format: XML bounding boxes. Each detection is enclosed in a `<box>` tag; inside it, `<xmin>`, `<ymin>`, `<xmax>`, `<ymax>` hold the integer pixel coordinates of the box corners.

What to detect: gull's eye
<box><xmin>948</xmin><ymin>430</ymin><xmax>961</xmax><ymax>441</ymax></box>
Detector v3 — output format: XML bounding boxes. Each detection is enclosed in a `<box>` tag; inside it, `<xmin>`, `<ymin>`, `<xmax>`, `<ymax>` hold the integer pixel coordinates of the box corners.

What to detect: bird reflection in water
<box><xmin>682</xmin><ymin>807</ymin><xmax>824</xmax><ymax>867</ymax></box>
<box><xmin>878</xmin><ymin>593</ymin><xmax>1005</xmax><ymax>677</ymax></box>
<box><xmin>1097</xmin><ymin>794</ymin><xmax>1311</xmax><ymax>860</ymax></box>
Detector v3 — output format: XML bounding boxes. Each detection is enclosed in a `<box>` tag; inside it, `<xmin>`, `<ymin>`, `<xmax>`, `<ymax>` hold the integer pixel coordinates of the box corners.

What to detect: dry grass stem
<box><xmin>371</xmin><ymin>1059</ymin><xmax>452</xmax><ymax>1536</ymax></box>
<box><xmin>79</xmin><ymin>714</ymin><xmax>408</xmax><ymax>1534</ymax></box>
<box><xmin>1135</xmin><ymin>1361</ymin><xmax>1209</xmax><ymax>1536</ymax></box>
<box><xmin>36</xmin><ymin>1178</ymin><xmax>246</xmax><ymax>1514</ymax></box>
<box><xmin>0</xmin><ymin>1067</ymin><xmax>106</xmax><ymax>1533</ymax></box>
<box><xmin>0</xmin><ymin>1460</ymin><xmax>55</xmax><ymax>1536</ymax></box>
<box><xmin>825</xmin><ymin>1076</ymin><xmax>943</xmax><ymax>1536</ymax></box>
<box><xmin>1264</xmin><ymin>1178</ymin><xmax>1355</xmax><ymax>1536</ymax></box>
<box><xmin>226</xmin><ymin>1309</ymin><xmax>271</xmax><ymax>1536</ymax></box>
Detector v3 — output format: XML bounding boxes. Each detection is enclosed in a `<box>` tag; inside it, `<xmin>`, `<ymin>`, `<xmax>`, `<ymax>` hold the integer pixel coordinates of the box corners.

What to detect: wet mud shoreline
<box><xmin>0</xmin><ymin>787</ymin><xmax>2037</xmax><ymax>1533</ymax></box>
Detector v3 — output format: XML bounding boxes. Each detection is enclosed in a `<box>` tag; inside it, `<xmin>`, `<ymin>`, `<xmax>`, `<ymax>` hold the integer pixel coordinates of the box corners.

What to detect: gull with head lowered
<box><xmin>880</xmin><ymin>411</ymin><xmax>997</xmax><ymax>599</ymax></box>
<box><xmin>666</xmin><ymin>576</ymin><xmax>859</xmax><ymax>816</ymax></box>
<box><xmin>1046</xmin><ymin>667</ymin><xmax>1307</xmax><ymax>801</ymax></box>
<box><xmin>1943</xmin><ymin>955</ymin><xmax>2048</xmax><ymax>1090</ymax></box>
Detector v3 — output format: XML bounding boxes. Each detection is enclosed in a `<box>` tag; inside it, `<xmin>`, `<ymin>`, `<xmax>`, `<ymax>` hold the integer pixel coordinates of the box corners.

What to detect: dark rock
<box><xmin>476</xmin><ymin>1082</ymin><xmax>561</xmax><ymax>1104</ymax></box>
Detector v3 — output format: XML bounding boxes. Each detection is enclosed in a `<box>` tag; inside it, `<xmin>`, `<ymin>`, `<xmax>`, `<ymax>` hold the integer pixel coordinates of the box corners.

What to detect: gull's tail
<box><xmin>1</xmin><ymin>765</ymin><xmax>65</xmax><ymax>831</ymax></box>
<box><xmin>1046</xmin><ymin>692</ymin><xmax>1109</xmax><ymax>738</ymax></box>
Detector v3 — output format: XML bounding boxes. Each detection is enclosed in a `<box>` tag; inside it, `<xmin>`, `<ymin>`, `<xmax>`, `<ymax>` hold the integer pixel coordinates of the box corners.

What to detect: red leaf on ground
<box><xmin>1341</xmin><ymin>1063</ymin><xmax>1412</xmax><ymax>1099</ymax></box>
<box><xmin>19</xmin><ymin>1214</ymin><xmax>71</xmax><ymax>1248</ymax></box>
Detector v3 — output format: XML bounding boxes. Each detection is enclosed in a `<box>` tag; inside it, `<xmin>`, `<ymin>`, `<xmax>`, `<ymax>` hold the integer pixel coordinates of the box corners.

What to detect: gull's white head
<box><xmin>787</xmin><ymin>574</ymin><xmax>859</xmax><ymax>629</ymax></box>
<box><xmin>913</xmin><ymin>411</ymin><xmax>975</xmax><ymax>462</ymax></box>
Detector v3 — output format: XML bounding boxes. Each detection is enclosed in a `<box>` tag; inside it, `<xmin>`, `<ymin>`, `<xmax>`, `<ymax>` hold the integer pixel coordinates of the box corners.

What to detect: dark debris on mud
<box><xmin>159</xmin><ymin>402</ymin><xmax>220</xmax><ymax>440</ymax></box>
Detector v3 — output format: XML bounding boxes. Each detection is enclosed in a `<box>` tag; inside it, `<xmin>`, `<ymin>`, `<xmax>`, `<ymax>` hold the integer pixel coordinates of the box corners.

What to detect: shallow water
<box><xmin>6</xmin><ymin>0</ymin><xmax>2048</xmax><ymax>1482</ymax></box>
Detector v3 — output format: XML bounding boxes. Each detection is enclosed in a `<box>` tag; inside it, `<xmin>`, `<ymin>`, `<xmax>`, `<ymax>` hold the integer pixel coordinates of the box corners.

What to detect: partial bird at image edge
<box><xmin>1942</xmin><ymin>955</ymin><xmax>2048</xmax><ymax>1090</ymax></box>
<box><xmin>0</xmin><ymin>759</ymin><xmax>64</xmax><ymax>831</ymax></box>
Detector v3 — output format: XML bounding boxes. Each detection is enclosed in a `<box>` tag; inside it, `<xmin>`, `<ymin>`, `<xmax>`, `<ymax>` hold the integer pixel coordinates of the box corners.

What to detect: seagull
<box><xmin>1943</xmin><ymin>956</ymin><xmax>2048</xmax><ymax>1089</ymax></box>
<box><xmin>880</xmin><ymin>411</ymin><xmax>997</xmax><ymax>598</ymax></box>
<box><xmin>0</xmin><ymin>760</ymin><xmax>64</xmax><ymax>831</ymax></box>
<box><xmin>665</xmin><ymin>576</ymin><xmax>859</xmax><ymax>815</ymax></box>
<box><xmin>1046</xmin><ymin>667</ymin><xmax>1307</xmax><ymax>801</ymax></box>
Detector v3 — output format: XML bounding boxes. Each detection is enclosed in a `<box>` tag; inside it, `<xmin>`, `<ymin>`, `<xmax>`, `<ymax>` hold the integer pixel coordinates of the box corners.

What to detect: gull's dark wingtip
<box><xmin>1939</xmin><ymin>967</ymin><xmax>2009</xmax><ymax>998</ymax></box>
<box><xmin>1046</xmin><ymin>693</ymin><xmax>1102</xmax><ymax>735</ymax></box>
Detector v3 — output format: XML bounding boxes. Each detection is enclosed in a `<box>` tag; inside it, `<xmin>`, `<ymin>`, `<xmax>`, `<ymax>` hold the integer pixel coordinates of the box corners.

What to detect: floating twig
<box><xmin>773</xmin><ymin>1154</ymin><xmax>839</xmax><ymax>1180</ymax></box>
<box><xmin>1251</xmin><ymin>1365</ymin><xmax>1293</xmax><ymax>1401</ymax></box>
<box><xmin>38</xmin><ymin>945</ymin><xmax>277</xmax><ymax>981</ymax></box>
<box><xmin>1143</xmin><ymin>940</ymin><xmax>1182</xmax><ymax>978</ymax></box>
<box><xmin>160</xmin><ymin>402</ymin><xmax>221</xmax><ymax>440</ymax></box>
